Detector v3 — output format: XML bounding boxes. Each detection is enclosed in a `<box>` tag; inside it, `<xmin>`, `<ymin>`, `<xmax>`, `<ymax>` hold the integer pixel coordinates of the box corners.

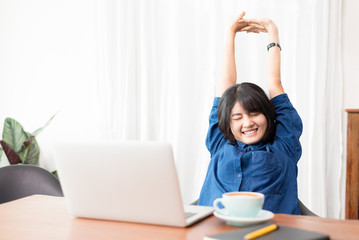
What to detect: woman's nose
<box><xmin>242</xmin><ymin>115</ymin><xmax>254</xmax><ymax>127</ymax></box>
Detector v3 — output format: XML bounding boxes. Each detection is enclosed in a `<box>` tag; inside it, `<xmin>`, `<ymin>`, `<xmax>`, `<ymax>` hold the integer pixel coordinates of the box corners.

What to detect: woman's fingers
<box><xmin>230</xmin><ymin>12</ymin><xmax>249</xmax><ymax>33</ymax></box>
<box><xmin>231</xmin><ymin>13</ymin><xmax>272</xmax><ymax>34</ymax></box>
<box><xmin>239</xmin><ymin>23</ymin><xmax>267</xmax><ymax>33</ymax></box>
<box><xmin>236</xmin><ymin>11</ymin><xmax>246</xmax><ymax>21</ymax></box>
<box><xmin>240</xmin><ymin>27</ymin><xmax>257</xmax><ymax>33</ymax></box>
<box><xmin>239</xmin><ymin>18</ymin><xmax>273</xmax><ymax>31</ymax></box>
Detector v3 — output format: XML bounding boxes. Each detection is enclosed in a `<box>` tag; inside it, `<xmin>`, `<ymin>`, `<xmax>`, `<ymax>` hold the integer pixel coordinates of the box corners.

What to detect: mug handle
<box><xmin>213</xmin><ymin>198</ymin><xmax>226</xmax><ymax>215</ymax></box>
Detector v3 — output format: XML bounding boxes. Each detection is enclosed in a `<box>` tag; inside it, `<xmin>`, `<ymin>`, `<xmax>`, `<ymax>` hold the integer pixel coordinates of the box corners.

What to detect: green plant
<box><xmin>0</xmin><ymin>114</ymin><xmax>55</xmax><ymax>168</ymax></box>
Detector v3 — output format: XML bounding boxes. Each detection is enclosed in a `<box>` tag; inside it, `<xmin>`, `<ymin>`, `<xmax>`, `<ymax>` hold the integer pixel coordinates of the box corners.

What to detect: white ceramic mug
<box><xmin>213</xmin><ymin>192</ymin><xmax>264</xmax><ymax>218</ymax></box>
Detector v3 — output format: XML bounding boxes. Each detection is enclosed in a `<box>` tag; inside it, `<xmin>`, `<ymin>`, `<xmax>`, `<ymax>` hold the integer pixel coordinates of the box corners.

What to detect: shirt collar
<box><xmin>236</xmin><ymin>140</ymin><xmax>265</xmax><ymax>151</ymax></box>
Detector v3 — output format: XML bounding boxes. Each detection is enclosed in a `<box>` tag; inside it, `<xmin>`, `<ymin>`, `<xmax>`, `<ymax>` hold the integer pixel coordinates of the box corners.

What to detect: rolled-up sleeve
<box><xmin>271</xmin><ymin>94</ymin><xmax>303</xmax><ymax>162</ymax></box>
<box><xmin>205</xmin><ymin>97</ymin><xmax>226</xmax><ymax>154</ymax></box>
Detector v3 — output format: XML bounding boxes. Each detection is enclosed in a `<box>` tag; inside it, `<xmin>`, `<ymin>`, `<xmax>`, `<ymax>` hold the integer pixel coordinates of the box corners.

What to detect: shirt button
<box><xmin>237</xmin><ymin>173</ymin><xmax>241</xmax><ymax>178</ymax></box>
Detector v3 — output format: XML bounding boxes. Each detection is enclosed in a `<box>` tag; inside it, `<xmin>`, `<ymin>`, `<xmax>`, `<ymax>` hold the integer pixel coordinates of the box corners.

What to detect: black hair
<box><xmin>218</xmin><ymin>82</ymin><xmax>276</xmax><ymax>145</ymax></box>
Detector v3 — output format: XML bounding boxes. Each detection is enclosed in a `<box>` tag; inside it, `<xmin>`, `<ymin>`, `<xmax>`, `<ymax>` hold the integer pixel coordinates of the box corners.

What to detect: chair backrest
<box><xmin>299</xmin><ymin>199</ymin><xmax>317</xmax><ymax>216</ymax></box>
<box><xmin>0</xmin><ymin>164</ymin><xmax>63</xmax><ymax>204</ymax></box>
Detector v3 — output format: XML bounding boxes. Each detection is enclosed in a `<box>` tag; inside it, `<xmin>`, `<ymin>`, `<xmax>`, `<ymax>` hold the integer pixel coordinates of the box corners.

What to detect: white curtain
<box><xmin>0</xmin><ymin>0</ymin><xmax>342</xmax><ymax>218</ymax></box>
<box><xmin>94</xmin><ymin>0</ymin><xmax>343</xmax><ymax>217</ymax></box>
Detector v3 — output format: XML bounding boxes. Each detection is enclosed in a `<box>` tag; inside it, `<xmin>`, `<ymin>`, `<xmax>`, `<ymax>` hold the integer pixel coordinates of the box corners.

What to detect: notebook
<box><xmin>203</xmin><ymin>222</ymin><xmax>330</xmax><ymax>240</ymax></box>
<box><xmin>52</xmin><ymin>140</ymin><xmax>214</xmax><ymax>227</ymax></box>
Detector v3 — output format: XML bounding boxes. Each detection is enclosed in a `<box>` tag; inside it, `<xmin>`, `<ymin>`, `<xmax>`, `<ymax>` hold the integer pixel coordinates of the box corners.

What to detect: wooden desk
<box><xmin>0</xmin><ymin>195</ymin><xmax>359</xmax><ymax>240</ymax></box>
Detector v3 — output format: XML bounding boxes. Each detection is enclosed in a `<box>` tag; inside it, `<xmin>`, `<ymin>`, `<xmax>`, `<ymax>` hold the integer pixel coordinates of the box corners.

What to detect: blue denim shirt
<box><xmin>198</xmin><ymin>94</ymin><xmax>303</xmax><ymax>214</ymax></box>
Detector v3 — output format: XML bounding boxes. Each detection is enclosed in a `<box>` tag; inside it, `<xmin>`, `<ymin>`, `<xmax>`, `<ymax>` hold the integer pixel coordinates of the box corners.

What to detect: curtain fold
<box><xmin>95</xmin><ymin>0</ymin><xmax>342</xmax><ymax>217</ymax></box>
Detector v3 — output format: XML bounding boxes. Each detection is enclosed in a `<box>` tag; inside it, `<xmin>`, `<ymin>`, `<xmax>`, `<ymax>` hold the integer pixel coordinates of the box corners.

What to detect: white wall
<box><xmin>0</xmin><ymin>0</ymin><xmax>98</xmax><ymax>171</ymax></box>
<box><xmin>342</xmin><ymin>1</ymin><xmax>359</xmax><ymax>108</ymax></box>
<box><xmin>341</xmin><ymin>0</ymin><xmax>359</xmax><ymax>218</ymax></box>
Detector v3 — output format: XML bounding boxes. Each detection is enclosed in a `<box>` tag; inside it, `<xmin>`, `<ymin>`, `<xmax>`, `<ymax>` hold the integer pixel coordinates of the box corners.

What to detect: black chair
<box><xmin>299</xmin><ymin>199</ymin><xmax>317</xmax><ymax>216</ymax></box>
<box><xmin>0</xmin><ymin>164</ymin><xmax>63</xmax><ymax>204</ymax></box>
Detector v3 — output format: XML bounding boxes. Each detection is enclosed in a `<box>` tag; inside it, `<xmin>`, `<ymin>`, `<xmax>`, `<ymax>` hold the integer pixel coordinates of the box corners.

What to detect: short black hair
<box><xmin>218</xmin><ymin>82</ymin><xmax>276</xmax><ymax>145</ymax></box>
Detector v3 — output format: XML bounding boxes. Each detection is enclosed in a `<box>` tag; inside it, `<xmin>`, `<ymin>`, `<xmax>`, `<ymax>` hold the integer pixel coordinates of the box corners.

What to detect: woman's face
<box><xmin>229</xmin><ymin>101</ymin><xmax>268</xmax><ymax>145</ymax></box>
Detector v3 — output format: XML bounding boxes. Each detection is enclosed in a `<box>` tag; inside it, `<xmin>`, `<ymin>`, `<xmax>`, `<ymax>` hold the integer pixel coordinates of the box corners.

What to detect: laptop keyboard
<box><xmin>185</xmin><ymin>212</ymin><xmax>196</xmax><ymax>219</ymax></box>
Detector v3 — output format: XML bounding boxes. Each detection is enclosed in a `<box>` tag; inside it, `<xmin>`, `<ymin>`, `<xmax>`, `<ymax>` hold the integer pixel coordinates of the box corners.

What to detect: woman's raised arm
<box><xmin>218</xmin><ymin>12</ymin><xmax>261</xmax><ymax>97</ymax></box>
<box><xmin>239</xmin><ymin>18</ymin><xmax>284</xmax><ymax>99</ymax></box>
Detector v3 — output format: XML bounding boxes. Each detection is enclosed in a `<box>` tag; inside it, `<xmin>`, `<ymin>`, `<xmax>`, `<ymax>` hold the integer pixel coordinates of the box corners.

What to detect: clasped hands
<box><xmin>230</xmin><ymin>11</ymin><xmax>277</xmax><ymax>34</ymax></box>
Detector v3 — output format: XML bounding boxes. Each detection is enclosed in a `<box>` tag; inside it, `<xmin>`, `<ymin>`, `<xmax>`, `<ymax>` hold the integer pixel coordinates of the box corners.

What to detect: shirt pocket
<box><xmin>242</xmin><ymin>151</ymin><xmax>284</xmax><ymax>194</ymax></box>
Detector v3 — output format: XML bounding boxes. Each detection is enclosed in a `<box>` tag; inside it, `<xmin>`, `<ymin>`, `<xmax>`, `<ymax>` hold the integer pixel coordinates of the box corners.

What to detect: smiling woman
<box><xmin>197</xmin><ymin>13</ymin><xmax>303</xmax><ymax>215</ymax></box>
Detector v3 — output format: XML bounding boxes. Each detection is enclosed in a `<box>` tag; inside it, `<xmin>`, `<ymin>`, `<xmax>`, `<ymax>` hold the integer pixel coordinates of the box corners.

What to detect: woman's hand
<box><xmin>229</xmin><ymin>12</ymin><xmax>265</xmax><ymax>34</ymax></box>
<box><xmin>238</xmin><ymin>18</ymin><xmax>277</xmax><ymax>34</ymax></box>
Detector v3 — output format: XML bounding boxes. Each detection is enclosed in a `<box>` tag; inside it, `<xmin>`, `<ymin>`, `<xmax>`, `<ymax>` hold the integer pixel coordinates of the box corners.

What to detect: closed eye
<box><xmin>249</xmin><ymin>112</ymin><xmax>260</xmax><ymax>116</ymax></box>
<box><xmin>231</xmin><ymin>113</ymin><xmax>242</xmax><ymax>120</ymax></box>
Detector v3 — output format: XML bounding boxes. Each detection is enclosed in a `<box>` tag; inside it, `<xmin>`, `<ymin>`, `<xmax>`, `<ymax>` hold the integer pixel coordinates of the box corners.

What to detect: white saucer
<box><xmin>213</xmin><ymin>210</ymin><xmax>274</xmax><ymax>227</ymax></box>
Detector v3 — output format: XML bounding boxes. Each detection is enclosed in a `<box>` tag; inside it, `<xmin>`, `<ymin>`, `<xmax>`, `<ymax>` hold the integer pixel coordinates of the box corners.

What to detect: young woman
<box><xmin>197</xmin><ymin>12</ymin><xmax>303</xmax><ymax>214</ymax></box>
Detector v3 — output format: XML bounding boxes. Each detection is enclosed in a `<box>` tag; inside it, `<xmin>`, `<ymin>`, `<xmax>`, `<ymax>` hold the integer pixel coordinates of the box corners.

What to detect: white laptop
<box><xmin>52</xmin><ymin>140</ymin><xmax>214</xmax><ymax>227</ymax></box>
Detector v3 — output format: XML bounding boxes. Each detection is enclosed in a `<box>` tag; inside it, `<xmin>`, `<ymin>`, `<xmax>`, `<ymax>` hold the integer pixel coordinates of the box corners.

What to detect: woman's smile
<box><xmin>242</xmin><ymin>128</ymin><xmax>258</xmax><ymax>135</ymax></box>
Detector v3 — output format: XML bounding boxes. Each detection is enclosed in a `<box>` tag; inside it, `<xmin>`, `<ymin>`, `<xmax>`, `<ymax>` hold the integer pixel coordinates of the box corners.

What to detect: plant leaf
<box><xmin>23</xmin><ymin>136</ymin><xmax>35</xmax><ymax>148</ymax></box>
<box><xmin>0</xmin><ymin>140</ymin><xmax>22</xmax><ymax>164</ymax></box>
<box><xmin>32</xmin><ymin>112</ymin><xmax>57</xmax><ymax>136</ymax></box>
<box><xmin>52</xmin><ymin>170</ymin><xmax>59</xmax><ymax>178</ymax></box>
<box><xmin>18</xmin><ymin>134</ymin><xmax>39</xmax><ymax>165</ymax></box>
<box><xmin>2</xmin><ymin>118</ymin><xmax>30</xmax><ymax>153</ymax></box>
